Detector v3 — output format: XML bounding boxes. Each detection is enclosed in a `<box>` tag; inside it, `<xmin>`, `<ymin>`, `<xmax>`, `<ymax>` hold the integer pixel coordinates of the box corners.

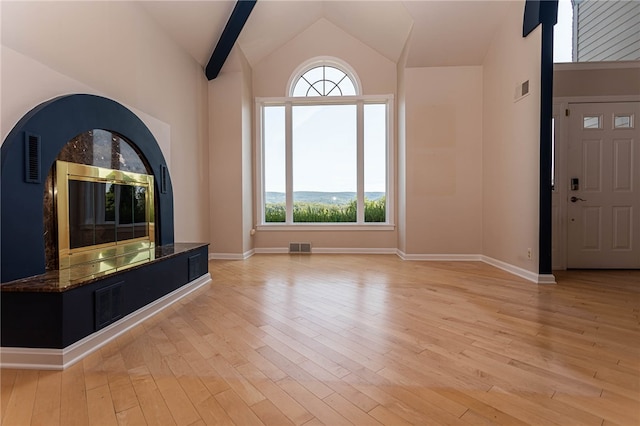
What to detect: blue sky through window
<box><xmin>554</xmin><ymin>0</ymin><xmax>573</xmax><ymax>62</ymax></box>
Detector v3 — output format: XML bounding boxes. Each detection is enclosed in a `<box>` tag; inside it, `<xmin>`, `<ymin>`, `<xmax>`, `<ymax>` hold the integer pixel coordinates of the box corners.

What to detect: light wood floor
<box><xmin>2</xmin><ymin>255</ymin><xmax>639</xmax><ymax>425</ymax></box>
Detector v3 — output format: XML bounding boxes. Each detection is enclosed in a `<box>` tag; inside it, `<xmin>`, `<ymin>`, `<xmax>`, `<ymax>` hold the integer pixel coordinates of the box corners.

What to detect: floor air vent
<box><xmin>289</xmin><ymin>242</ymin><xmax>311</xmax><ymax>253</ymax></box>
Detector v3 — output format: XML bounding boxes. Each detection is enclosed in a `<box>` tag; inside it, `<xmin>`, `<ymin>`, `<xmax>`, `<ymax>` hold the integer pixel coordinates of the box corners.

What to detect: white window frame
<box><xmin>255</xmin><ymin>94</ymin><xmax>395</xmax><ymax>231</ymax></box>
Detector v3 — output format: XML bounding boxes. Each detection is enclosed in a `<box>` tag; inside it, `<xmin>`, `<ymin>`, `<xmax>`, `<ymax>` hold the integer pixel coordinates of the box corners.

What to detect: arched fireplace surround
<box><xmin>1</xmin><ymin>94</ymin><xmax>174</xmax><ymax>283</ymax></box>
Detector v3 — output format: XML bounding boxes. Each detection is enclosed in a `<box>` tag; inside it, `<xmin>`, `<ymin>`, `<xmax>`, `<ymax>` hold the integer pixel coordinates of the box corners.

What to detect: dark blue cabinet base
<box><xmin>1</xmin><ymin>243</ymin><xmax>209</xmax><ymax>349</ymax></box>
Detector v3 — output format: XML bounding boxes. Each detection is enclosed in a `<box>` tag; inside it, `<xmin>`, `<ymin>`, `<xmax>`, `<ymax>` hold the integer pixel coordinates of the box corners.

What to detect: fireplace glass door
<box><xmin>57</xmin><ymin>160</ymin><xmax>154</xmax><ymax>270</ymax></box>
<box><xmin>68</xmin><ymin>181</ymin><xmax>148</xmax><ymax>249</ymax></box>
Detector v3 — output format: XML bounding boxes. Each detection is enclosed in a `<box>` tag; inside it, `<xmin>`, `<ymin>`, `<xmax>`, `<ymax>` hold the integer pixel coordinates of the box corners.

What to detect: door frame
<box><xmin>552</xmin><ymin>95</ymin><xmax>640</xmax><ymax>270</ymax></box>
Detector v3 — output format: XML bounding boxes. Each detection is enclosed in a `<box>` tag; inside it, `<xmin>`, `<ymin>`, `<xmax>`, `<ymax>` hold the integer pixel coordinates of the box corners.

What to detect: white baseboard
<box><xmin>209</xmin><ymin>250</ymin><xmax>254</xmax><ymax>260</ymax></box>
<box><xmin>254</xmin><ymin>247</ymin><xmax>289</xmax><ymax>254</ymax></box>
<box><xmin>311</xmin><ymin>247</ymin><xmax>397</xmax><ymax>254</ymax></box>
<box><xmin>397</xmin><ymin>250</ymin><xmax>483</xmax><ymax>261</ymax></box>
<box><xmin>0</xmin><ymin>273</ymin><xmax>212</xmax><ymax>370</ymax></box>
<box><xmin>396</xmin><ymin>250</ymin><xmax>555</xmax><ymax>284</ymax></box>
<box><xmin>253</xmin><ymin>247</ymin><xmax>396</xmax><ymax>255</ymax></box>
<box><xmin>481</xmin><ymin>256</ymin><xmax>556</xmax><ymax>284</ymax></box>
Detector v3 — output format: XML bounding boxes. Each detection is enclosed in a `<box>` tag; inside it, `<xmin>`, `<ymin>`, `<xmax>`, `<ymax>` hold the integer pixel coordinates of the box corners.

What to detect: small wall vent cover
<box><xmin>24</xmin><ymin>132</ymin><xmax>41</xmax><ymax>183</ymax></box>
<box><xmin>160</xmin><ymin>164</ymin><xmax>168</xmax><ymax>194</ymax></box>
<box><xmin>514</xmin><ymin>80</ymin><xmax>530</xmax><ymax>102</ymax></box>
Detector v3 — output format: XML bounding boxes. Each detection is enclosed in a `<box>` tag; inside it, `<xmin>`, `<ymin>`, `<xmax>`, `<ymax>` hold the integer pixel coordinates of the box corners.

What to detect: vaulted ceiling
<box><xmin>140</xmin><ymin>0</ymin><xmax>513</xmax><ymax>70</ymax></box>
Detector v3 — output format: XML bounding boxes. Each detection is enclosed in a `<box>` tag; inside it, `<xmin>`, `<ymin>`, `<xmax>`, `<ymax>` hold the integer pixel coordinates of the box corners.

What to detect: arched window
<box><xmin>256</xmin><ymin>58</ymin><xmax>393</xmax><ymax>228</ymax></box>
<box><xmin>291</xmin><ymin>65</ymin><xmax>357</xmax><ymax>97</ymax></box>
<box><xmin>288</xmin><ymin>58</ymin><xmax>361</xmax><ymax>97</ymax></box>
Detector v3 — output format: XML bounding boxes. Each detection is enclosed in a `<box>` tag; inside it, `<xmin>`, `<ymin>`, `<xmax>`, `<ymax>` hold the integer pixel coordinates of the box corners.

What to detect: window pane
<box><xmin>292</xmin><ymin>80</ymin><xmax>309</xmax><ymax>97</ymax></box>
<box><xmin>325</xmin><ymin>82</ymin><xmax>342</xmax><ymax>96</ymax></box>
<box><xmin>305</xmin><ymin>67</ymin><xmax>323</xmax><ymax>84</ymax></box>
<box><xmin>583</xmin><ymin>115</ymin><xmax>601</xmax><ymax>129</ymax></box>
<box><xmin>614</xmin><ymin>114</ymin><xmax>633</xmax><ymax>128</ymax></box>
<box><xmin>324</xmin><ymin>66</ymin><xmax>345</xmax><ymax>84</ymax></box>
<box><xmin>292</xmin><ymin>104</ymin><xmax>357</xmax><ymax>222</ymax></box>
<box><xmin>310</xmin><ymin>81</ymin><xmax>325</xmax><ymax>97</ymax></box>
<box><xmin>264</xmin><ymin>106</ymin><xmax>286</xmax><ymax>222</ymax></box>
<box><xmin>364</xmin><ymin>104</ymin><xmax>387</xmax><ymax>222</ymax></box>
<box><xmin>338</xmin><ymin>79</ymin><xmax>356</xmax><ymax>96</ymax></box>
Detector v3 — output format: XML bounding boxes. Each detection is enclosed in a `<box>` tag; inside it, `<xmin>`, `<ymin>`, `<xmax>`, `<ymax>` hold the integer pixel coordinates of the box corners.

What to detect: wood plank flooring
<box><xmin>2</xmin><ymin>255</ymin><xmax>639</xmax><ymax>425</ymax></box>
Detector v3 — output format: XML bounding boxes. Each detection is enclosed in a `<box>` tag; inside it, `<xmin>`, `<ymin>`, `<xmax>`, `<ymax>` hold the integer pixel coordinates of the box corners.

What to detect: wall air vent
<box><xmin>514</xmin><ymin>80</ymin><xmax>531</xmax><ymax>103</ymax></box>
<box><xmin>160</xmin><ymin>164</ymin><xmax>168</xmax><ymax>194</ymax></box>
<box><xmin>289</xmin><ymin>242</ymin><xmax>312</xmax><ymax>253</ymax></box>
<box><xmin>24</xmin><ymin>132</ymin><xmax>41</xmax><ymax>183</ymax></box>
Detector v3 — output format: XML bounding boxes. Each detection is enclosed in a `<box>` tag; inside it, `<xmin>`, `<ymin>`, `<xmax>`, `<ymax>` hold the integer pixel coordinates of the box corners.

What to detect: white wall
<box><xmin>554</xmin><ymin>62</ymin><xmax>640</xmax><ymax>97</ymax></box>
<box><xmin>209</xmin><ymin>70</ymin><xmax>245</xmax><ymax>255</ymax></box>
<box><xmin>482</xmin><ymin>1</ymin><xmax>542</xmax><ymax>273</ymax></box>
<box><xmin>403</xmin><ymin>66</ymin><xmax>484</xmax><ymax>255</ymax></box>
<box><xmin>1</xmin><ymin>1</ymin><xmax>210</xmax><ymax>244</ymax></box>
<box><xmin>252</xmin><ymin>18</ymin><xmax>397</xmax><ymax>98</ymax></box>
<box><xmin>207</xmin><ymin>47</ymin><xmax>255</xmax><ymax>258</ymax></box>
<box><xmin>1</xmin><ymin>45</ymin><xmax>172</xmax><ymax>170</ymax></box>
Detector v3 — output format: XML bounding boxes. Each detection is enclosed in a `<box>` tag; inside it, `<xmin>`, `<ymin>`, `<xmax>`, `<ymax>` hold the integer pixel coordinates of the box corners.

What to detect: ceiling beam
<box><xmin>523</xmin><ymin>0</ymin><xmax>558</xmax><ymax>36</ymax></box>
<box><xmin>205</xmin><ymin>0</ymin><xmax>257</xmax><ymax>81</ymax></box>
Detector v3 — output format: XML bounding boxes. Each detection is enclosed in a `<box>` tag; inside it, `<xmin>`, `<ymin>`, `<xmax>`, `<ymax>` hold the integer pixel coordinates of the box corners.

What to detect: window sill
<box><xmin>256</xmin><ymin>224</ymin><xmax>395</xmax><ymax>232</ymax></box>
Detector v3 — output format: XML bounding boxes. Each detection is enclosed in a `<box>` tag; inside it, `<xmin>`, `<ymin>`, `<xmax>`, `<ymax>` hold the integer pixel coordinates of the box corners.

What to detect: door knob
<box><xmin>570</xmin><ymin>196</ymin><xmax>586</xmax><ymax>202</ymax></box>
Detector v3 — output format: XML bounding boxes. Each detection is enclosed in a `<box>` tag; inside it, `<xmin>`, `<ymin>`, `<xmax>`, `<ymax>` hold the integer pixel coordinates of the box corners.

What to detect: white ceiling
<box><xmin>140</xmin><ymin>0</ymin><xmax>513</xmax><ymax>70</ymax></box>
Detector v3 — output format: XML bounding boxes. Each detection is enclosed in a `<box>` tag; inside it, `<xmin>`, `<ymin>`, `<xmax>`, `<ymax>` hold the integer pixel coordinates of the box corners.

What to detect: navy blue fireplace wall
<box><xmin>1</xmin><ymin>94</ymin><xmax>174</xmax><ymax>283</ymax></box>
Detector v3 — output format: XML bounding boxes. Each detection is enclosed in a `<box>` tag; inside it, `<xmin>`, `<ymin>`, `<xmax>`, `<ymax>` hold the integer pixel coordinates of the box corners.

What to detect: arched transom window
<box><xmin>291</xmin><ymin>65</ymin><xmax>357</xmax><ymax>97</ymax></box>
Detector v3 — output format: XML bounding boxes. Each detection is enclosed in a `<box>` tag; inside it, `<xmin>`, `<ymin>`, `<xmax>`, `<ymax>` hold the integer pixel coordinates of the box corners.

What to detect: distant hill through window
<box><xmin>266</xmin><ymin>191</ymin><xmax>385</xmax><ymax>205</ymax></box>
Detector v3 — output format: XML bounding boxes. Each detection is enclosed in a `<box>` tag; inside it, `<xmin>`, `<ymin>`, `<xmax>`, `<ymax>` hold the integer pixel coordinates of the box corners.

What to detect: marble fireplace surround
<box><xmin>0</xmin><ymin>94</ymin><xmax>211</xmax><ymax>369</ymax></box>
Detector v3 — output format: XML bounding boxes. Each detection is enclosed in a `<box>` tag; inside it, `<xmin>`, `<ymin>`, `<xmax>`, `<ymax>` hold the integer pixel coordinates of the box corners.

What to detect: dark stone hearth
<box><xmin>1</xmin><ymin>243</ymin><xmax>205</xmax><ymax>293</ymax></box>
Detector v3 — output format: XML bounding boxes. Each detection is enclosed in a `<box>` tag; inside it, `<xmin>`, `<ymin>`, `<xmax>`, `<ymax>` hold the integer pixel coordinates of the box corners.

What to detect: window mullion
<box><xmin>285</xmin><ymin>102</ymin><xmax>293</xmax><ymax>224</ymax></box>
<box><xmin>357</xmin><ymin>101</ymin><xmax>364</xmax><ymax>224</ymax></box>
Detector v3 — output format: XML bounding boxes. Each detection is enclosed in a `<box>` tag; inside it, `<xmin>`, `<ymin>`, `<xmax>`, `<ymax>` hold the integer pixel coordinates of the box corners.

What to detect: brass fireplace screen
<box><xmin>56</xmin><ymin>160</ymin><xmax>155</xmax><ymax>274</ymax></box>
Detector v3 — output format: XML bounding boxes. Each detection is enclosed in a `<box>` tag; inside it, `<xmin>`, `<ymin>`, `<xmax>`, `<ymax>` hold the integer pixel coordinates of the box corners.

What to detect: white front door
<box><xmin>567</xmin><ymin>102</ymin><xmax>640</xmax><ymax>268</ymax></box>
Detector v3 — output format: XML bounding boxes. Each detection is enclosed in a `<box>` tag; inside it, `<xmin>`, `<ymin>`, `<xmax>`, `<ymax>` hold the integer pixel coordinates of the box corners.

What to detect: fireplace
<box><xmin>55</xmin><ymin>160</ymin><xmax>156</xmax><ymax>282</ymax></box>
<box><xmin>1</xmin><ymin>94</ymin><xmax>175</xmax><ymax>283</ymax></box>
<box><xmin>1</xmin><ymin>95</ymin><xmax>210</xmax><ymax>366</ymax></box>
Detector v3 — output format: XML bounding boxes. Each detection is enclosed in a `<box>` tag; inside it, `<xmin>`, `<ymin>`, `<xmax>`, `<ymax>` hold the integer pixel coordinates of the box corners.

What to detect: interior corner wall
<box><xmin>482</xmin><ymin>0</ymin><xmax>541</xmax><ymax>272</ymax></box>
<box><xmin>0</xmin><ymin>1</ymin><xmax>210</xmax><ymax>245</ymax></box>
<box><xmin>396</xmin><ymin>44</ymin><xmax>408</xmax><ymax>255</ymax></box>
<box><xmin>240</xmin><ymin>50</ymin><xmax>255</xmax><ymax>255</ymax></box>
<box><xmin>403</xmin><ymin>66</ymin><xmax>484</xmax><ymax>255</ymax></box>
<box><xmin>209</xmin><ymin>71</ymin><xmax>245</xmax><ymax>256</ymax></box>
